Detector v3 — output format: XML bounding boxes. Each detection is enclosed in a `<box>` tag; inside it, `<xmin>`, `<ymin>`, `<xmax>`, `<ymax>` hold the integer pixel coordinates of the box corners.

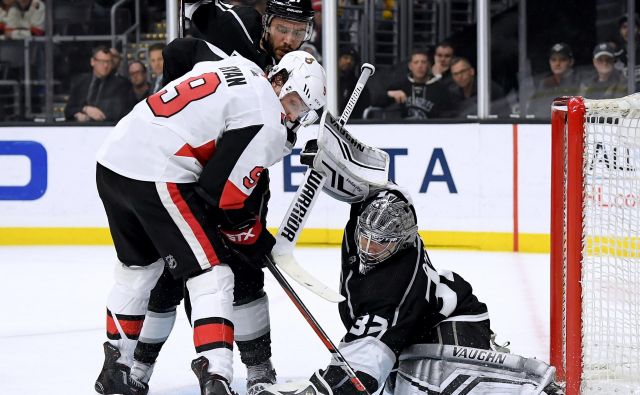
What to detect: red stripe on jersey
<box><xmin>117</xmin><ymin>317</ymin><xmax>144</xmax><ymax>337</ymax></box>
<box><xmin>106</xmin><ymin>312</ymin><xmax>144</xmax><ymax>337</ymax></box>
<box><xmin>219</xmin><ymin>180</ymin><xmax>249</xmax><ymax>210</ymax></box>
<box><xmin>193</xmin><ymin>322</ymin><xmax>234</xmax><ymax>348</ymax></box>
<box><xmin>106</xmin><ymin>313</ymin><xmax>119</xmax><ymax>336</ymax></box>
<box><xmin>167</xmin><ymin>183</ymin><xmax>220</xmax><ymax>265</ymax></box>
<box><xmin>175</xmin><ymin>140</ymin><xmax>217</xmax><ymax>166</ymax></box>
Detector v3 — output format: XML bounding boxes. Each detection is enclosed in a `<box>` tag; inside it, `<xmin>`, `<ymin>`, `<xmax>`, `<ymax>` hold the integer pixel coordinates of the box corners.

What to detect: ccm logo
<box><xmin>0</xmin><ymin>141</ymin><xmax>47</xmax><ymax>200</ymax></box>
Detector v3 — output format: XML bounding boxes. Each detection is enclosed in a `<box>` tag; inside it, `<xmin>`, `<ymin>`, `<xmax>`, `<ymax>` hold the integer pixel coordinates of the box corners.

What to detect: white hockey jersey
<box><xmin>97</xmin><ymin>55</ymin><xmax>289</xmax><ymax>210</ymax></box>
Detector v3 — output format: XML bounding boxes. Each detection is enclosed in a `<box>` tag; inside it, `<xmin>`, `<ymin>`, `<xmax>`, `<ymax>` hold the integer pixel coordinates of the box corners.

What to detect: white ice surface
<box><xmin>0</xmin><ymin>246</ymin><xmax>549</xmax><ymax>394</ymax></box>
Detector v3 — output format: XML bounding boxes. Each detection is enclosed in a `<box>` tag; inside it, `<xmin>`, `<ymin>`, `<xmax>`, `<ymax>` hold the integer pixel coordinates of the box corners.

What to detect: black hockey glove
<box><xmin>300</xmin><ymin>138</ymin><xmax>318</xmax><ymax>167</ymax></box>
<box><xmin>218</xmin><ymin>216</ymin><xmax>275</xmax><ymax>268</ymax></box>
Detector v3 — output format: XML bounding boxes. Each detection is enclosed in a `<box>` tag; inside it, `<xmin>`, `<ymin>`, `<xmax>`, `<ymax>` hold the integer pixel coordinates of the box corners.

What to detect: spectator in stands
<box><xmin>110</xmin><ymin>47</ymin><xmax>125</xmax><ymax>77</ymax></box>
<box><xmin>148</xmin><ymin>42</ymin><xmax>165</xmax><ymax>93</ymax></box>
<box><xmin>432</xmin><ymin>41</ymin><xmax>455</xmax><ymax>85</ymax></box>
<box><xmin>383</xmin><ymin>48</ymin><xmax>453</xmax><ymax>119</ymax></box>
<box><xmin>579</xmin><ymin>42</ymin><xmax>627</xmax><ymax>100</ymax></box>
<box><xmin>526</xmin><ymin>43</ymin><xmax>580</xmax><ymax>118</ymax></box>
<box><xmin>128</xmin><ymin>60</ymin><xmax>151</xmax><ymax>101</ymax></box>
<box><xmin>449</xmin><ymin>57</ymin><xmax>508</xmax><ymax>118</ymax></box>
<box><xmin>338</xmin><ymin>45</ymin><xmax>370</xmax><ymax>119</ymax></box>
<box><xmin>4</xmin><ymin>0</ymin><xmax>43</xmax><ymax>39</ymax></box>
<box><xmin>613</xmin><ymin>14</ymin><xmax>640</xmax><ymax>88</ymax></box>
<box><xmin>0</xmin><ymin>0</ymin><xmax>14</xmax><ymax>37</ymax></box>
<box><xmin>64</xmin><ymin>45</ymin><xmax>134</xmax><ymax>122</ymax></box>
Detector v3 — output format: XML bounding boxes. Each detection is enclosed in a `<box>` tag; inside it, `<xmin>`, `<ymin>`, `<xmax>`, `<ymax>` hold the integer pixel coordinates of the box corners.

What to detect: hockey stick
<box><xmin>271</xmin><ymin>64</ymin><xmax>376</xmax><ymax>303</ymax></box>
<box><xmin>264</xmin><ymin>255</ymin><xmax>371</xmax><ymax>395</ymax></box>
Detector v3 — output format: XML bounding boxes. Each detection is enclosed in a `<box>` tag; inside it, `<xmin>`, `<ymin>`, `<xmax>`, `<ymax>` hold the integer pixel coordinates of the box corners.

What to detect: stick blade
<box><xmin>271</xmin><ymin>253</ymin><xmax>345</xmax><ymax>303</ymax></box>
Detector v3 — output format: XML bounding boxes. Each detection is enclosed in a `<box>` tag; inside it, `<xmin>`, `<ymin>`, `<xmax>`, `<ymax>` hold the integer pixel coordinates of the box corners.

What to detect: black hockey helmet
<box><xmin>263</xmin><ymin>0</ymin><xmax>315</xmax><ymax>43</ymax></box>
<box><xmin>266</xmin><ymin>0</ymin><xmax>314</xmax><ymax>23</ymax></box>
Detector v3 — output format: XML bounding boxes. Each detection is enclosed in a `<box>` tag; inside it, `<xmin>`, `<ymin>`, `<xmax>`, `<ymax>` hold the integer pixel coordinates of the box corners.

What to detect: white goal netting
<box><xmin>580</xmin><ymin>94</ymin><xmax>640</xmax><ymax>393</ymax></box>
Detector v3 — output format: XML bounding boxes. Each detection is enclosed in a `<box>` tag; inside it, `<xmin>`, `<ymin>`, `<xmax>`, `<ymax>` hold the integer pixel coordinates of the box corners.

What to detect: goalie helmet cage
<box><xmin>550</xmin><ymin>95</ymin><xmax>640</xmax><ymax>395</ymax></box>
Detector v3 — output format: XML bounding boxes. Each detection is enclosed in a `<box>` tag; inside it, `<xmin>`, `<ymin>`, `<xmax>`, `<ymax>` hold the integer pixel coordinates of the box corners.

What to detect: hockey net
<box><xmin>551</xmin><ymin>95</ymin><xmax>640</xmax><ymax>395</ymax></box>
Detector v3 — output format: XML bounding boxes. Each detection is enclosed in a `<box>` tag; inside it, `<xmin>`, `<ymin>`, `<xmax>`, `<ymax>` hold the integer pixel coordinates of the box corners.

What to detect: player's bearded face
<box><xmin>269</xmin><ymin>18</ymin><xmax>308</xmax><ymax>60</ymax></box>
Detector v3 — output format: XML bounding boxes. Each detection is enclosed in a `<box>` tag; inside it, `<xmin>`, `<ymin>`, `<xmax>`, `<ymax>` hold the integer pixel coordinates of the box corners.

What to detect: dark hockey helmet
<box><xmin>263</xmin><ymin>0</ymin><xmax>315</xmax><ymax>42</ymax></box>
<box><xmin>356</xmin><ymin>191</ymin><xmax>419</xmax><ymax>272</ymax></box>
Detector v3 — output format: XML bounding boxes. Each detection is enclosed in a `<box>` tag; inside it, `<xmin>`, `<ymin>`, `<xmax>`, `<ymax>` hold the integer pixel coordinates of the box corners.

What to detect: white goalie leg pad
<box><xmin>186</xmin><ymin>264</ymin><xmax>235</xmax><ymax>382</ymax></box>
<box><xmin>106</xmin><ymin>258</ymin><xmax>165</xmax><ymax>366</ymax></box>
<box><xmin>395</xmin><ymin>344</ymin><xmax>557</xmax><ymax>395</ymax></box>
<box><xmin>232</xmin><ymin>293</ymin><xmax>270</xmax><ymax>342</ymax></box>
<box><xmin>312</xmin><ymin>111</ymin><xmax>390</xmax><ymax>203</ymax></box>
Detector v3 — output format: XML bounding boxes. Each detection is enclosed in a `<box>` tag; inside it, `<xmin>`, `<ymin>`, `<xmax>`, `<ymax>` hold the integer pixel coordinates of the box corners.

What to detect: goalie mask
<box><xmin>269</xmin><ymin>51</ymin><xmax>326</xmax><ymax>124</ymax></box>
<box><xmin>356</xmin><ymin>192</ymin><xmax>418</xmax><ymax>273</ymax></box>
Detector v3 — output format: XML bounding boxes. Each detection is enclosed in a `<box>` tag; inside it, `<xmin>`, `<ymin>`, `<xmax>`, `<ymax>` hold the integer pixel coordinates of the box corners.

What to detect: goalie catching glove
<box><xmin>219</xmin><ymin>214</ymin><xmax>275</xmax><ymax>268</ymax></box>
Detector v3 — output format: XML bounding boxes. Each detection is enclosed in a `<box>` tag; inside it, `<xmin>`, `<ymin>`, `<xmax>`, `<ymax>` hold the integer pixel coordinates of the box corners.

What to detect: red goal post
<box><xmin>550</xmin><ymin>95</ymin><xmax>640</xmax><ymax>395</ymax></box>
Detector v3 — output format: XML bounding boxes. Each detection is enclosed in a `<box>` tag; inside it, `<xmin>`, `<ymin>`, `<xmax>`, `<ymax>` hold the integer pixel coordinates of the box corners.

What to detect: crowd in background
<box><xmin>0</xmin><ymin>0</ymin><xmax>638</xmax><ymax>122</ymax></box>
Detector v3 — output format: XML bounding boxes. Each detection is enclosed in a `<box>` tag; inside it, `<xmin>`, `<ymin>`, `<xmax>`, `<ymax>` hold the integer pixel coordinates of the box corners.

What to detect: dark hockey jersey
<box><xmin>327</xmin><ymin>189</ymin><xmax>489</xmax><ymax>392</ymax></box>
<box><xmin>185</xmin><ymin>0</ymin><xmax>271</xmax><ymax>70</ymax></box>
<box><xmin>163</xmin><ymin>1</ymin><xmax>271</xmax><ymax>87</ymax></box>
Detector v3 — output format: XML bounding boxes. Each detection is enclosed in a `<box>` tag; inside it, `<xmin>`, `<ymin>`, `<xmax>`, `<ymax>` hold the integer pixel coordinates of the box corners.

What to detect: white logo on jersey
<box><xmin>225</xmin><ymin>228</ymin><xmax>256</xmax><ymax>242</ymax></box>
<box><xmin>164</xmin><ymin>255</ymin><xmax>177</xmax><ymax>269</ymax></box>
<box><xmin>349</xmin><ymin>314</ymin><xmax>388</xmax><ymax>340</ymax></box>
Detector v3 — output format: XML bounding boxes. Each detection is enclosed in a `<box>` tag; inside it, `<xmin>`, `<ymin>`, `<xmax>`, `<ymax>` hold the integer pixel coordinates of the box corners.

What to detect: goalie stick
<box><xmin>271</xmin><ymin>64</ymin><xmax>377</xmax><ymax>303</ymax></box>
<box><xmin>264</xmin><ymin>255</ymin><xmax>371</xmax><ymax>395</ymax></box>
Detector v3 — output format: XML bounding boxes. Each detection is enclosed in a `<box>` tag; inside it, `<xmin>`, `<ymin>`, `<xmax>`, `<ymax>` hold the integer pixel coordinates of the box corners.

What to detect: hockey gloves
<box><xmin>219</xmin><ymin>216</ymin><xmax>275</xmax><ymax>268</ymax></box>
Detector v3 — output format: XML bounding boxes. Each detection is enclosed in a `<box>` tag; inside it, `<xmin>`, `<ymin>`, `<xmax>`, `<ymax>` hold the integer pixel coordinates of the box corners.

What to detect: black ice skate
<box><xmin>94</xmin><ymin>342</ymin><xmax>148</xmax><ymax>395</ymax></box>
<box><xmin>246</xmin><ymin>360</ymin><xmax>277</xmax><ymax>395</ymax></box>
<box><xmin>191</xmin><ymin>356</ymin><xmax>238</xmax><ymax>395</ymax></box>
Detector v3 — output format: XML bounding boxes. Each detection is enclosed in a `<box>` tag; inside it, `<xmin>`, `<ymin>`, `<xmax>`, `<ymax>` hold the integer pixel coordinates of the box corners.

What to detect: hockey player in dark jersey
<box><xmin>261</xmin><ymin>185</ymin><xmax>562</xmax><ymax>395</ymax></box>
<box><xmin>93</xmin><ymin>51</ymin><xmax>326</xmax><ymax>395</ymax></box>
<box><xmin>118</xmin><ymin>2</ymin><xmax>319</xmax><ymax>394</ymax></box>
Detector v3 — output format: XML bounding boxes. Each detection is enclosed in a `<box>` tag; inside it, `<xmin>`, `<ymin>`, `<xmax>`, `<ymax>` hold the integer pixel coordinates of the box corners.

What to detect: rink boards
<box><xmin>0</xmin><ymin>123</ymin><xmax>550</xmax><ymax>252</ymax></box>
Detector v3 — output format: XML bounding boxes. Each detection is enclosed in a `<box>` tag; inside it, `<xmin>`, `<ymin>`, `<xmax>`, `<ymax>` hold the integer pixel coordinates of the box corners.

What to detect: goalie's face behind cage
<box><xmin>356</xmin><ymin>191</ymin><xmax>419</xmax><ymax>272</ymax></box>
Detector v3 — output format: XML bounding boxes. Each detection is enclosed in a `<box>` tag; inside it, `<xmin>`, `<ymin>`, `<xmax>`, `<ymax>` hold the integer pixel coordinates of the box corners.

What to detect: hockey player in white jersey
<box><xmin>93</xmin><ymin>51</ymin><xmax>326</xmax><ymax>395</ymax></box>
<box><xmin>127</xmin><ymin>3</ymin><xmax>319</xmax><ymax>393</ymax></box>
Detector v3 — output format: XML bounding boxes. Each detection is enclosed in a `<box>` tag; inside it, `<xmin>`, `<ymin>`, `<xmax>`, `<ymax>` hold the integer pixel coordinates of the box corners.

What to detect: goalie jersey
<box><xmin>96</xmin><ymin>55</ymin><xmax>288</xmax><ymax>211</ymax></box>
<box><xmin>330</xmin><ymin>189</ymin><xmax>489</xmax><ymax>392</ymax></box>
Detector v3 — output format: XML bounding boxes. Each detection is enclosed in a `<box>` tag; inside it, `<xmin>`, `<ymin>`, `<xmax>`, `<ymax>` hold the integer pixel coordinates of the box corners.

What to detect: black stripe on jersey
<box><xmin>194</xmin><ymin>317</ymin><xmax>234</xmax><ymax>327</ymax></box>
<box><xmin>108</xmin><ymin>310</ymin><xmax>146</xmax><ymax>322</ymax></box>
<box><xmin>197</xmin><ymin>124</ymin><xmax>263</xmax><ymax>207</ymax></box>
<box><xmin>196</xmin><ymin>341</ymin><xmax>233</xmax><ymax>353</ymax></box>
<box><xmin>391</xmin><ymin>243</ymin><xmax>422</xmax><ymax>326</ymax></box>
<box><xmin>134</xmin><ymin>341</ymin><xmax>166</xmax><ymax>364</ymax></box>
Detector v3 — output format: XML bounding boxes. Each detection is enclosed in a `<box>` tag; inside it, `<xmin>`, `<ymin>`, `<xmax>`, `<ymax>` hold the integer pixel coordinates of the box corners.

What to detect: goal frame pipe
<box><xmin>550</xmin><ymin>96</ymin><xmax>585</xmax><ymax>395</ymax></box>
